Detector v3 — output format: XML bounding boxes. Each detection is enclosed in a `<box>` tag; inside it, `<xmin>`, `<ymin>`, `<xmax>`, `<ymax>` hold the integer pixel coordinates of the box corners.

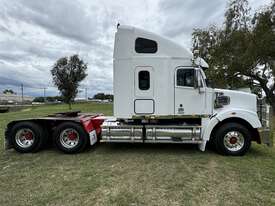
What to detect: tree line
<box><xmin>33</xmin><ymin>93</ymin><xmax>113</xmax><ymax>103</ymax></box>
<box><xmin>192</xmin><ymin>0</ymin><xmax>275</xmax><ymax>112</ymax></box>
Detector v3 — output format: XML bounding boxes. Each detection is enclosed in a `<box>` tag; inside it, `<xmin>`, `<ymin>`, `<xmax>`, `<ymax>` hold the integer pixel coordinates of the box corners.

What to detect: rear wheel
<box><xmin>214</xmin><ymin>123</ymin><xmax>251</xmax><ymax>156</ymax></box>
<box><xmin>53</xmin><ymin>122</ymin><xmax>88</xmax><ymax>154</ymax></box>
<box><xmin>10</xmin><ymin>122</ymin><xmax>46</xmax><ymax>153</ymax></box>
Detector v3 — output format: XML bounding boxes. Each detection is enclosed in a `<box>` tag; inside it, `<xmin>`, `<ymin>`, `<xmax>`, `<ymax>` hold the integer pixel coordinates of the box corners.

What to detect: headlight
<box><xmin>214</xmin><ymin>92</ymin><xmax>230</xmax><ymax>108</ymax></box>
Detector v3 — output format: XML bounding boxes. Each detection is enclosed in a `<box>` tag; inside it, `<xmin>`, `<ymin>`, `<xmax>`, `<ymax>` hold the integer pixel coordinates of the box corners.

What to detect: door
<box><xmin>134</xmin><ymin>66</ymin><xmax>155</xmax><ymax>114</ymax></box>
<box><xmin>174</xmin><ymin>67</ymin><xmax>206</xmax><ymax>115</ymax></box>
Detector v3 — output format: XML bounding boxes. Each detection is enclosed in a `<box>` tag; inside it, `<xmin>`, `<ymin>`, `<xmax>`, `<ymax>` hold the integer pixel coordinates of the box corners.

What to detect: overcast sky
<box><xmin>0</xmin><ymin>0</ymin><xmax>271</xmax><ymax>98</ymax></box>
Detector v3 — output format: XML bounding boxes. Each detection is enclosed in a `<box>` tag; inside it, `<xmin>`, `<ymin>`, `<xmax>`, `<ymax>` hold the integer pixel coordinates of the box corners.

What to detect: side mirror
<box><xmin>194</xmin><ymin>69</ymin><xmax>205</xmax><ymax>93</ymax></box>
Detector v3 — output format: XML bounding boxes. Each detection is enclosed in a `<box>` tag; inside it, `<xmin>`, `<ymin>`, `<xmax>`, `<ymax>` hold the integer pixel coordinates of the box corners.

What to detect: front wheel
<box><xmin>214</xmin><ymin>123</ymin><xmax>251</xmax><ymax>156</ymax></box>
<box><xmin>53</xmin><ymin>122</ymin><xmax>88</xmax><ymax>154</ymax></box>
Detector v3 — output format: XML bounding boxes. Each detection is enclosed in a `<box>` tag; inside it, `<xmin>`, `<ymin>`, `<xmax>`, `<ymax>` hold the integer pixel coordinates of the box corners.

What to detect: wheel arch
<box><xmin>210</xmin><ymin>117</ymin><xmax>261</xmax><ymax>143</ymax></box>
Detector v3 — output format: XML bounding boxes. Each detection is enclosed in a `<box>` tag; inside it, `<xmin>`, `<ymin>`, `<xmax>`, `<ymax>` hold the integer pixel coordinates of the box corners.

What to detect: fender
<box><xmin>202</xmin><ymin>108</ymin><xmax>262</xmax><ymax>140</ymax></box>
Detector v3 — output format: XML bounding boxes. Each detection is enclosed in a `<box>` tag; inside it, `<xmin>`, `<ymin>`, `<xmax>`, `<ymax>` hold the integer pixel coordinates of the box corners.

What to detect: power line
<box><xmin>85</xmin><ymin>88</ymin><xmax>88</xmax><ymax>100</ymax></box>
<box><xmin>21</xmin><ymin>84</ymin><xmax>24</xmax><ymax>103</ymax></box>
<box><xmin>43</xmin><ymin>87</ymin><xmax>46</xmax><ymax>103</ymax></box>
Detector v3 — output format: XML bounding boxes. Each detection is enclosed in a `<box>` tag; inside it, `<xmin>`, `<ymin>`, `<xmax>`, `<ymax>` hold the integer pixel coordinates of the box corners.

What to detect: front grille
<box><xmin>257</xmin><ymin>98</ymin><xmax>271</xmax><ymax>128</ymax></box>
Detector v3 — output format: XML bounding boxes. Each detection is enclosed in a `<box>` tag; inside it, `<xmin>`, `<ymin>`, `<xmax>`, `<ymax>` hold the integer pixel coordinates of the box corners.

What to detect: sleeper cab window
<box><xmin>177</xmin><ymin>69</ymin><xmax>194</xmax><ymax>87</ymax></box>
<box><xmin>139</xmin><ymin>70</ymin><xmax>150</xmax><ymax>90</ymax></box>
<box><xmin>135</xmin><ymin>37</ymin><xmax>157</xmax><ymax>53</ymax></box>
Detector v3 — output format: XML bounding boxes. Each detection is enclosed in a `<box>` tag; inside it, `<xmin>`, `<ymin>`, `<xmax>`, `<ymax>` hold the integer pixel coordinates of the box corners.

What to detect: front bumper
<box><xmin>257</xmin><ymin>102</ymin><xmax>273</xmax><ymax>147</ymax></box>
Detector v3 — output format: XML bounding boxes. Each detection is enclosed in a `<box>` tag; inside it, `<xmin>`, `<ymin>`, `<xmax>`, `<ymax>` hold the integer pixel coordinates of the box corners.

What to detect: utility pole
<box><xmin>43</xmin><ymin>88</ymin><xmax>46</xmax><ymax>103</ymax></box>
<box><xmin>21</xmin><ymin>84</ymin><xmax>24</xmax><ymax>104</ymax></box>
<box><xmin>85</xmin><ymin>88</ymin><xmax>88</xmax><ymax>101</ymax></box>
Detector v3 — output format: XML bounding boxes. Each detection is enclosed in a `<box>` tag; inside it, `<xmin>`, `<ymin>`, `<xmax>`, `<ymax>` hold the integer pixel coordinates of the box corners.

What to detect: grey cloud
<box><xmin>0</xmin><ymin>76</ymin><xmax>24</xmax><ymax>87</ymax></box>
<box><xmin>0</xmin><ymin>37</ymin><xmax>62</xmax><ymax>63</ymax></box>
<box><xmin>0</xmin><ymin>0</ymin><xmax>271</xmax><ymax>96</ymax></box>
<box><xmin>0</xmin><ymin>53</ymin><xmax>30</xmax><ymax>63</ymax></box>
<box><xmin>0</xmin><ymin>61</ymin><xmax>51</xmax><ymax>88</ymax></box>
<box><xmin>4</xmin><ymin>0</ymin><xmax>101</xmax><ymax>45</ymax></box>
<box><xmin>159</xmin><ymin>0</ymin><xmax>225</xmax><ymax>39</ymax></box>
<box><xmin>0</xmin><ymin>25</ymin><xmax>14</xmax><ymax>35</ymax></box>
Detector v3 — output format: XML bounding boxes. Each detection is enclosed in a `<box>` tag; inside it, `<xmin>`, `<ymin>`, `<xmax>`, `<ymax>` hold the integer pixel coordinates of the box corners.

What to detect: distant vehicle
<box><xmin>74</xmin><ymin>98</ymin><xmax>87</xmax><ymax>102</ymax></box>
<box><xmin>5</xmin><ymin>25</ymin><xmax>273</xmax><ymax>155</ymax></box>
<box><xmin>88</xmin><ymin>99</ymin><xmax>101</xmax><ymax>102</ymax></box>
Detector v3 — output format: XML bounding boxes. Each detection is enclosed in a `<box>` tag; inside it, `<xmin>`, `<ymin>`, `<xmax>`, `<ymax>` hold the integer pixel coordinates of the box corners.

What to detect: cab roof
<box><xmin>114</xmin><ymin>25</ymin><xmax>193</xmax><ymax>60</ymax></box>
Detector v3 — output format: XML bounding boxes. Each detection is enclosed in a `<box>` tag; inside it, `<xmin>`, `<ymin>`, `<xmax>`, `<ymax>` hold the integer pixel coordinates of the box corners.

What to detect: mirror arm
<box><xmin>193</xmin><ymin>69</ymin><xmax>199</xmax><ymax>89</ymax></box>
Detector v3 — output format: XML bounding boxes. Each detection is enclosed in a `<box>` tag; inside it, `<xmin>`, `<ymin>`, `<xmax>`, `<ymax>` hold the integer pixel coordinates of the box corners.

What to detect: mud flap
<box><xmin>89</xmin><ymin>130</ymin><xmax>97</xmax><ymax>145</ymax></box>
<box><xmin>4</xmin><ymin>128</ymin><xmax>13</xmax><ymax>150</ymax></box>
<box><xmin>198</xmin><ymin>140</ymin><xmax>207</xmax><ymax>151</ymax></box>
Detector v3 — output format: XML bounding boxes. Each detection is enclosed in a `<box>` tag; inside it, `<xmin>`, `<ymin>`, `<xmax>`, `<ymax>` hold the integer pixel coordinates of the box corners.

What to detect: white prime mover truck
<box><xmin>5</xmin><ymin>25</ymin><xmax>273</xmax><ymax>156</ymax></box>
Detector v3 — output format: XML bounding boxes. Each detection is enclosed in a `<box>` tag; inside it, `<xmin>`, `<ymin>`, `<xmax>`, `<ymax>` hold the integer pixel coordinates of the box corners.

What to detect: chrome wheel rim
<box><xmin>59</xmin><ymin>128</ymin><xmax>79</xmax><ymax>149</ymax></box>
<box><xmin>223</xmin><ymin>131</ymin><xmax>245</xmax><ymax>152</ymax></box>
<box><xmin>15</xmin><ymin>129</ymin><xmax>35</xmax><ymax>148</ymax></box>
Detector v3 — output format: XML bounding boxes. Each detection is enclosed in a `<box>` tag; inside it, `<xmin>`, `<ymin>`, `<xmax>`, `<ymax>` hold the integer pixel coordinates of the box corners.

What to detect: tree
<box><xmin>33</xmin><ymin>97</ymin><xmax>45</xmax><ymax>103</ymax></box>
<box><xmin>93</xmin><ymin>93</ymin><xmax>113</xmax><ymax>101</ymax></box>
<box><xmin>33</xmin><ymin>96</ymin><xmax>64</xmax><ymax>103</ymax></box>
<box><xmin>3</xmin><ymin>89</ymin><xmax>16</xmax><ymax>94</ymax></box>
<box><xmin>93</xmin><ymin>93</ymin><xmax>105</xmax><ymax>100</ymax></box>
<box><xmin>51</xmin><ymin>55</ymin><xmax>88</xmax><ymax>109</ymax></box>
<box><xmin>224</xmin><ymin>0</ymin><xmax>250</xmax><ymax>32</ymax></box>
<box><xmin>192</xmin><ymin>0</ymin><xmax>275</xmax><ymax>113</ymax></box>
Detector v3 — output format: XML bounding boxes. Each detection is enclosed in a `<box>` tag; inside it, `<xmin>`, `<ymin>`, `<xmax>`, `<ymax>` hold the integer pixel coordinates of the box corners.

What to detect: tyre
<box><xmin>206</xmin><ymin>138</ymin><xmax>217</xmax><ymax>151</ymax></box>
<box><xmin>214</xmin><ymin>123</ymin><xmax>251</xmax><ymax>156</ymax></box>
<box><xmin>9</xmin><ymin>121</ymin><xmax>46</xmax><ymax>153</ymax></box>
<box><xmin>53</xmin><ymin>122</ymin><xmax>88</xmax><ymax>154</ymax></box>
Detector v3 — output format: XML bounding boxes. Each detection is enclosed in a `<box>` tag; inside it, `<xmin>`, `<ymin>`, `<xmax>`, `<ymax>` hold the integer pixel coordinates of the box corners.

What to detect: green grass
<box><xmin>0</xmin><ymin>103</ymin><xmax>275</xmax><ymax>206</ymax></box>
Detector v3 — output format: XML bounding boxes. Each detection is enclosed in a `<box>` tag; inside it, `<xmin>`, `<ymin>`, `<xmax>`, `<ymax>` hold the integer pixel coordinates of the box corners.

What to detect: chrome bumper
<box><xmin>258</xmin><ymin>128</ymin><xmax>273</xmax><ymax>147</ymax></box>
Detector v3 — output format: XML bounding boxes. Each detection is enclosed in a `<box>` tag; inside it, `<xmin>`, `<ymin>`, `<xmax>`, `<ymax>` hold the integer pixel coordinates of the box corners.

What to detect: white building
<box><xmin>0</xmin><ymin>94</ymin><xmax>34</xmax><ymax>103</ymax></box>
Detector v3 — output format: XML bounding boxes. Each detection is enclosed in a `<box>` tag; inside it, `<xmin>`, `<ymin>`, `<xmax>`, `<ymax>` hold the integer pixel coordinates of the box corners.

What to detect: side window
<box><xmin>135</xmin><ymin>38</ymin><xmax>157</xmax><ymax>53</ymax></box>
<box><xmin>139</xmin><ymin>70</ymin><xmax>150</xmax><ymax>90</ymax></box>
<box><xmin>177</xmin><ymin>69</ymin><xmax>194</xmax><ymax>87</ymax></box>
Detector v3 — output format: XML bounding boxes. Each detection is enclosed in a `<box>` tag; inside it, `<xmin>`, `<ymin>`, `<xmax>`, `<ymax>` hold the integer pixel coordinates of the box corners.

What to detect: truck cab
<box><xmin>102</xmin><ymin>25</ymin><xmax>273</xmax><ymax>155</ymax></box>
<box><xmin>113</xmin><ymin>25</ymin><xmax>213</xmax><ymax>118</ymax></box>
